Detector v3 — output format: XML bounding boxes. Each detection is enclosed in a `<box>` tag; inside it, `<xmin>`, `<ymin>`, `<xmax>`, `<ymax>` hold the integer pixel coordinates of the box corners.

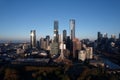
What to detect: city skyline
<box><xmin>0</xmin><ymin>0</ymin><xmax>120</xmax><ymax>41</ymax></box>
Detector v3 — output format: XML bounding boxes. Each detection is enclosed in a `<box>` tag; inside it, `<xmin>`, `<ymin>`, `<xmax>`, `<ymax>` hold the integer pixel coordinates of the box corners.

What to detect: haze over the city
<box><xmin>0</xmin><ymin>0</ymin><xmax>120</xmax><ymax>41</ymax></box>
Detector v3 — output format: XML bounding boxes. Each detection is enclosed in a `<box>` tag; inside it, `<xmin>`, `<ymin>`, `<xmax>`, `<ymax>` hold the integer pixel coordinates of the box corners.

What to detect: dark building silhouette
<box><xmin>66</xmin><ymin>36</ymin><xmax>73</xmax><ymax>59</ymax></box>
<box><xmin>119</xmin><ymin>33</ymin><xmax>120</xmax><ymax>40</ymax></box>
<box><xmin>63</xmin><ymin>30</ymin><xmax>67</xmax><ymax>43</ymax></box>
<box><xmin>37</xmin><ymin>41</ymin><xmax>40</xmax><ymax>49</ymax></box>
<box><xmin>97</xmin><ymin>32</ymin><xmax>102</xmax><ymax>42</ymax></box>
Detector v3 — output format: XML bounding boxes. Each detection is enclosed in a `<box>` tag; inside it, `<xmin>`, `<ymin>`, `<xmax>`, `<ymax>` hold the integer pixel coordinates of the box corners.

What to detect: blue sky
<box><xmin>0</xmin><ymin>0</ymin><xmax>120</xmax><ymax>41</ymax></box>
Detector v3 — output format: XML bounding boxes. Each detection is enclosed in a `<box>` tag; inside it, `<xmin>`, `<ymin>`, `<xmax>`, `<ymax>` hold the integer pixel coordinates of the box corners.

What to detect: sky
<box><xmin>0</xmin><ymin>0</ymin><xmax>120</xmax><ymax>41</ymax></box>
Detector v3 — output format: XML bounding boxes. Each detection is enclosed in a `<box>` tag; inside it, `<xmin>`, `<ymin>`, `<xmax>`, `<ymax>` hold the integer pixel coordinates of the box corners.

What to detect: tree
<box><xmin>4</xmin><ymin>68</ymin><xmax>20</xmax><ymax>80</ymax></box>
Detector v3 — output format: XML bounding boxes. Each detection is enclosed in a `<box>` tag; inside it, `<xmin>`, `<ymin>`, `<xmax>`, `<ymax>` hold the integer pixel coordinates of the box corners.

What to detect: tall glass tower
<box><xmin>70</xmin><ymin>19</ymin><xmax>75</xmax><ymax>40</ymax></box>
<box><xmin>53</xmin><ymin>20</ymin><xmax>59</xmax><ymax>42</ymax></box>
<box><xmin>30</xmin><ymin>30</ymin><xmax>36</xmax><ymax>48</ymax></box>
<box><xmin>50</xmin><ymin>20</ymin><xmax>59</xmax><ymax>57</ymax></box>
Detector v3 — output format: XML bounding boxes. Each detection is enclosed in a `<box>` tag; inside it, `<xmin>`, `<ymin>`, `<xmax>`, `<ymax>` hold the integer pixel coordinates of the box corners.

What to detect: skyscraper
<box><xmin>97</xmin><ymin>32</ymin><xmax>102</xmax><ymax>42</ymax></box>
<box><xmin>40</xmin><ymin>37</ymin><xmax>47</xmax><ymax>50</ymax></box>
<box><xmin>111</xmin><ymin>34</ymin><xmax>116</xmax><ymax>39</ymax></box>
<box><xmin>103</xmin><ymin>33</ymin><xmax>108</xmax><ymax>38</ymax></box>
<box><xmin>70</xmin><ymin>19</ymin><xmax>75</xmax><ymax>40</ymax></box>
<box><xmin>50</xmin><ymin>20</ymin><xmax>59</xmax><ymax>57</ymax></box>
<box><xmin>30</xmin><ymin>30</ymin><xmax>36</xmax><ymax>48</ymax></box>
<box><xmin>46</xmin><ymin>35</ymin><xmax>50</xmax><ymax>47</ymax></box>
<box><xmin>119</xmin><ymin>33</ymin><xmax>120</xmax><ymax>40</ymax></box>
<box><xmin>72</xmin><ymin>38</ymin><xmax>81</xmax><ymax>59</ymax></box>
<box><xmin>98</xmin><ymin>32</ymin><xmax>101</xmax><ymax>39</ymax></box>
<box><xmin>63</xmin><ymin>30</ymin><xmax>67</xmax><ymax>42</ymax></box>
<box><xmin>53</xmin><ymin>20</ymin><xmax>59</xmax><ymax>43</ymax></box>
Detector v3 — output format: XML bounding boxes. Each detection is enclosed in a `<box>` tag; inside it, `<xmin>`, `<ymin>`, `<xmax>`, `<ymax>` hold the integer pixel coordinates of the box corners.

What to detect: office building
<box><xmin>66</xmin><ymin>36</ymin><xmax>72</xmax><ymax>58</ymax></box>
<box><xmin>17</xmin><ymin>48</ymin><xmax>25</xmax><ymax>54</ymax></box>
<box><xmin>40</xmin><ymin>37</ymin><xmax>47</xmax><ymax>50</ymax></box>
<box><xmin>103</xmin><ymin>33</ymin><xmax>108</xmax><ymax>38</ymax></box>
<box><xmin>72</xmin><ymin>38</ymin><xmax>81</xmax><ymax>59</ymax></box>
<box><xmin>98</xmin><ymin>32</ymin><xmax>100</xmax><ymax>38</ymax></box>
<box><xmin>97</xmin><ymin>32</ymin><xmax>102</xmax><ymax>42</ymax></box>
<box><xmin>30</xmin><ymin>30</ymin><xmax>36</xmax><ymax>48</ymax></box>
<box><xmin>37</xmin><ymin>41</ymin><xmax>40</xmax><ymax>49</ymax></box>
<box><xmin>54</xmin><ymin>34</ymin><xmax>72</xmax><ymax>64</ymax></box>
<box><xmin>53</xmin><ymin>20</ymin><xmax>59</xmax><ymax>43</ymax></box>
<box><xmin>22</xmin><ymin>43</ymin><xmax>29</xmax><ymax>50</ymax></box>
<box><xmin>50</xmin><ymin>42</ymin><xmax>59</xmax><ymax>57</ymax></box>
<box><xmin>63</xmin><ymin>30</ymin><xmax>67</xmax><ymax>43</ymax></box>
<box><xmin>119</xmin><ymin>33</ymin><xmax>120</xmax><ymax>39</ymax></box>
<box><xmin>40</xmin><ymin>37</ymin><xmax>44</xmax><ymax>49</ymax></box>
<box><xmin>59</xmin><ymin>34</ymin><xmax>61</xmax><ymax>43</ymax></box>
<box><xmin>98</xmin><ymin>32</ymin><xmax>101</xmax><ymax>39</ymax></box>
<box><xmin>78</xmin><ymin>50</ymin><xmax>86</xmax><ymax>61</ymax></box>
<box><xmin>46</xmin><ymin>35</ymin><xmax>50</xmax><ymax>48</ymax></box>
<box><xmin>86</xmin><ymin>47</ymin><xmax>93</xmax><ymax>59</ymax></box>
<box><xmin>50</xmin><ymin>20</ymin><xmax>59</xmax><ymax>57</ymax></box>
<box><xmin>70</xmin><ymin>19</ymin><xmax>75</xmax><ymax>40</ymax></box>
<box><xmin>111</xmin><ymin>34</ymin><xmax>116</xmax><ymax>39</ymax></box>
<box><xmin>78</xmin><ymin>47</ymin><xmax>93</xmax><ymax>61</ymax></box>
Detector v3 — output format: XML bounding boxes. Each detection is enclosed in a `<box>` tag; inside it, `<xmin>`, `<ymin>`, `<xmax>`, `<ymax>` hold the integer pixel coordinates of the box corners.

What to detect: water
<box><xmin>102</xmin><ymin>58</ymin><xmax>120</xmax><ymax>69</ymax></box>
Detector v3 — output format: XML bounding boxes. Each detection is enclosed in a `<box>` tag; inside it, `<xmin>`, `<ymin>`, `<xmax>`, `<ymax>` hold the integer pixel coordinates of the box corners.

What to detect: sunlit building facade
<box><xmin>30</xmin><ymin>30</ymin><xmax>36</xmax><ymax>48</ymax></box>
<box><xmin>70</xmin><ymin>19</ymin><xmax>75</xmax><ymax>40</ymax></box>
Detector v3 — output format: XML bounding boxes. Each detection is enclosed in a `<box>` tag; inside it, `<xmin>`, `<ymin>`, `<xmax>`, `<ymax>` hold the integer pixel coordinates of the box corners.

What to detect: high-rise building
<box><xmin>97</xmin><ymin>32</ymin><xmax>102</xmax><ymax>42</ymax></box>
<box><xmin>78</xmin><ymin>50</ymin><xmax>86</xmax><ymax>61</ymax></box>
<box><xmin>66</xmin><ymin>36</ymin><xmax>72</xmax><ymax>58</ymax></box>
<box><xmin>46</xmin><ymin>35</ymin><xmax>50</xmax><ymax>47</ymax></box>
<box><xmin>63</xmin><ymin>30</ymin><xmax>67</xmax><ymax>43</ymax></box>
<box><xmin>70</xmin><ymin>19</ymin><xmax>75</xmax><ymax>40</ymax></box>
<box><xmin>111</xmin><ymin>34</ymin><xmax>116</xmax><ymax>39</ymax></box>
<box><xmin>86</xmin><ymin>47</ymin><xmax>93</xmax><ymax>59</ymax></box>
<box><xmin>54</xmin><ymin>34</ymin><xmax>72</xmax><ymax>64</ymax></box>
<box><xmin>50</xmin><ymin>20</ymin><xmax>59</xmax><ymax>57</ymax></box>
<box><xmin>98</xmin><ymin>32</ymin><xmax>101</xmax><ymax>39</ymax></box>
<box><xmin>40</xmin><ymin>38</ymin><xmax>47</xmax><ymax>50</ymax></box>
<box><xmin>53</xmin><ymin>20</ymin><xmax>59</xmax><ymax>43</ymax></box>
<box><xmin>72</xmin><ymin>38</ymin><xmax>81</xmax><ymax>59</ymax></box>
<box><xmin>59</xmin><ymin>34</ymin><xmax>66</xmax><ymax>60</ymax></box>
<box><xmin>59</xmin><ymin>34</ymin><xmax>61</xmax><ymax>43</ymax></box>
<box><xmin>103</xmin><ymin>33</ymin><xmax>108</xmax><ymax>38</ymax></box>
<box><xmin>30</xmin><ymin>30</ymin><xmax>36</xmax><ymax>48</ymax></box>
<box><xmin>50</xmin><ymin>42</ymin><xmax>59</xmax><ymax>57</ymax></box>
<box><xmin>78</xmin><ymin>47</ymin><xmax>93</xmax><ymax>61</ymax></box>
<box><xmin>119</xmin><ymin>33</ymin><xmax>120</xmax><ymax>40</ymax></box>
